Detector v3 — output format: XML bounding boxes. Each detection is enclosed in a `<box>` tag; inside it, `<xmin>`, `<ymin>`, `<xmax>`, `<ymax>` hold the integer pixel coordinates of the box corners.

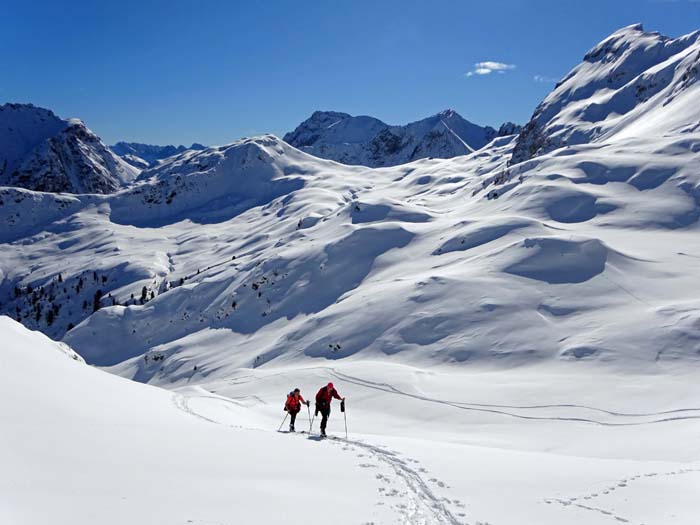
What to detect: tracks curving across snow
<box><xmin>172</xmin><ymin>392</ymin><xmax>247</xmax><ymax>427</ymax></box>
<box><xmin>172</xmin><ymin>393</ymin><xmax>222</xmax><ymax>424</ymax></box>
<box><xmin>328</xmin><ymin>369</ymin><xmax>700</xmax><ymax>426</ymax></box>
<box><xmin>172</xmin><ymin>390</ymin><xmax>470</xmax><ymax>524</ymax></box>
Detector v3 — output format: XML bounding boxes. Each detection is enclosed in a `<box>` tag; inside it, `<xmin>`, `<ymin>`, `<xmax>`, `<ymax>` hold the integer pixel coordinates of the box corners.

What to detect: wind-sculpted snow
<box><xmin>501</xmin><ymin>237</ymin><xmax>612</xmax><ymax>284</ymax></box>
<box><xmin>0</xmin><ymin>188</ymin><xmax>81</xmax><ymax>243</ymax></box>
<box><xmin>433</xmin><ymin>218</ymin><xmax>544</xmax><ymax>255</ymax></box>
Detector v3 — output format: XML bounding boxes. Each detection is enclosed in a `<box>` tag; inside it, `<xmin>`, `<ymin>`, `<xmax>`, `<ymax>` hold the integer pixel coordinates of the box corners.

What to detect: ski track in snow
<box><xmin>171</xmin><ymin>392</ymin><xmax>245</xmax><ymax>428</ymax></box>
<box><xmin>321</xmin><ymin>435</ymin><xmax>467</xmax><ymax>525</ymax></box>
<box><xmin>545</xmin><ymin>467</ymin><xmax>700</xmax><ymax>524</ymax></box>
<box><xmin>172</xmin><ymin>391</ymin><xmax>470</xmax><ymax>525</ymax></box>
<box><xmin>327</xmin><ymin>369</ymin><xmax>700</xmax><ymax>426</ymax></box>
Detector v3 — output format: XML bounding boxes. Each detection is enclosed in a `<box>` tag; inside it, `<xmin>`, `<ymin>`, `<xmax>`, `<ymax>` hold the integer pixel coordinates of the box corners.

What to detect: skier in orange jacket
<box><xmin>284</xmin><ymin>388</ymin><xmax>309</xmax><ymax>432</ymax></box>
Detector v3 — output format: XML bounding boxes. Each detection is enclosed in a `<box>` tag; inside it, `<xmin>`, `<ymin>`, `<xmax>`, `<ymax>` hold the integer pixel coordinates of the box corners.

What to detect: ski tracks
<box><xmin>172</xmin><ymin>391</ymin><xmax>473</xmax><ymax>524</ymax></box>
<box><xmin>171</xmin><ymin>392</ymin><xmax>245</xmax><ymax>427</ymax></box>
<box><xmin>322</xmin><ymin>435</ymin><xmax>470</xmax><ymax>525</ymax></box>
<box><xmin>545</xmin><ymin>466</ymin><xmax>700</xmax><ymax>524</ymax></box>
<box><xmin>328</xmin><ymin>369</ymin><xmax>700</xmax><ymax>426</ymax></box>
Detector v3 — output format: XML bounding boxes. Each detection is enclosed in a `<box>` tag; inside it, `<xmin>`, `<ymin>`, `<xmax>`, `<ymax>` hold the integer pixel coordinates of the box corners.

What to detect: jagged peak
<box><xmin>497</xmin><ymin>122</ymin><xmax>522</xmax><ymax>136</ymax></box>
<box><xmin>616</xmin><ymin>22</ymin><xmax>644</xmax><ymax>34</ymax></box>
<box><xmin>0</xmin><ymin>102</ymin><xmax>58</xmax><ymax>118</ymax></box>
<box><xmin>582</xmin><ymin>23</ymin><xmax>676</xmax><ymax>64</ymax></box>
<box><xmin>310</xmin><ymin>110</ymin><xmax>351</xmax><ymax>119</ymax></box>
<box><xmin>113</xmin><ymin>140</ymin><xmax>207</xmax><ymax>151</ymax></box>
<box><xmin>435</xmin><ymin>109</ymin><xmax>460</xmax><ymax>120</ymax></box>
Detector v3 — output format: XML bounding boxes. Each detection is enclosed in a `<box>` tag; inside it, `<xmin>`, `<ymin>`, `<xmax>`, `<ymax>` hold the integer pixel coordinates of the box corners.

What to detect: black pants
<box><xmin>318</xmin><ymin>405</ymin><xmax>331</xmax><ymax>431</ymax></box>
<box><xmin>289</xmin><ymin>408</ymin><xmax>300</xmax><ymax>428</ymax></box>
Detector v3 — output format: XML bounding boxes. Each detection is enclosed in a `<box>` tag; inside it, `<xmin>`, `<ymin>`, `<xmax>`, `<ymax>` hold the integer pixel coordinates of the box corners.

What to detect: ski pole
<box><xmin>307</xmin><ymin>403</ymin><xmax>312</xmax><ymax>432</ymax></box>
<box><xmin>343</xmin><ymin>401</ymin><xmax>348</xmax><ymax>439</ymax></box>
<box><xmin>277</xmin><ymin>412</ymin><xmax>289</xmax><ymax>432</ymax></box>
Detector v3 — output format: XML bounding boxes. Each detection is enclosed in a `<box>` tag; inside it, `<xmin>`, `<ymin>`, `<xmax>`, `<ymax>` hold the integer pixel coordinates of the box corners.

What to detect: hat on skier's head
<box><xmin>294</xmin><ymin>388</ymin><xmax>300</xmax><ymax>393</ymax></box>
<box><xmin>327</xmin><ymin>382</ymin><xmax>334</xmax><ymax>389</ymax></box>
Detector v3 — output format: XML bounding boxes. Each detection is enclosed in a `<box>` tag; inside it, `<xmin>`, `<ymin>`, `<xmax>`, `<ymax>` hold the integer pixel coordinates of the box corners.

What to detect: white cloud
<box><xmin>533</xmin><ymin>74</ymin><xmax>559</xmax><ymax>83</ymax></box>
<box><xmin>465</xmin><ymin>61</ymin><xmax>516</xmax><ymax>77</ymax></box>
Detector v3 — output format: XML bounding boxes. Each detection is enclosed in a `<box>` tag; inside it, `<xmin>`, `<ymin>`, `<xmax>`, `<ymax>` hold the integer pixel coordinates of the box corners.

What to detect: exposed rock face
<box><xmin>0</xmin><ymin>104</ymin><xmax>137</xmax><ymax>194</ymax></box>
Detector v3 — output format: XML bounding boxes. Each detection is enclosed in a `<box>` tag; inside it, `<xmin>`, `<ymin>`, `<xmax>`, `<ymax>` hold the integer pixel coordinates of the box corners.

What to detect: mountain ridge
<box><xmin>511</xmin><ymin>23</ymin><xmax>700</xmax><ymax>164</ymax></box>
<box><xmin>284</xmin><ymin>109</ymin><xmax>521</xmax><ymax>167</ymax></box>
<box><xmin>111</xmin><ymin>141</ymin><xmax>207</xmax><ymax>168</ymax></box>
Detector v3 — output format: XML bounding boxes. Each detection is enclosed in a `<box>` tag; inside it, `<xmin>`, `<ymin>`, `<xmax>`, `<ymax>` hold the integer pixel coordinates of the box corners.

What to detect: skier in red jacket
<box><xmin>315</xmin><ymin>382</ymin><xmax>344</xmax><ymax>437</ymax></box>
<box><xmin>284</xmin><ymin>388</ymin><xmax>309</xmax><ymax>432</ymax></box>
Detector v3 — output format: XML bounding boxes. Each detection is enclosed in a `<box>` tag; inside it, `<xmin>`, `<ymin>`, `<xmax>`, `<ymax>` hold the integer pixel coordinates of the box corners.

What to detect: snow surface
<box><xmin>2</xmin><ymin>318</ymin><xmax>700</xmax><ymax>524</ymax></box>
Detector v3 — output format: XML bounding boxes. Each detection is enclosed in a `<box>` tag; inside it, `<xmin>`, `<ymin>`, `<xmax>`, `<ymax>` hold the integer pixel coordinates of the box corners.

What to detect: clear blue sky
<box><xmin>3</xmin><ymin>0</ymin><xmax>699</xmax><ymax>146</ymax></box>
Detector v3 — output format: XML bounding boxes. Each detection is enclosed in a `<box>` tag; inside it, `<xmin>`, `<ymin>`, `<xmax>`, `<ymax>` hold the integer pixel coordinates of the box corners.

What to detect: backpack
<box><xmin>285</xmin><ymin>392</ymin><xmax>295</xmax><ymax>410</ymax></box>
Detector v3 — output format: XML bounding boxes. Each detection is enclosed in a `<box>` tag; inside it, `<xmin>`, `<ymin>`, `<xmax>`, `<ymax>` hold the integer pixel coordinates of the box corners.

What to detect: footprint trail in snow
<box><xmin>172</xmin><ymin>391</ymin><xmax>469</xmax><ymax>524</ymax></box>
<box><xmin>320</xmin><ymin>434</ymin><xmax>467</xmax><ymax>524</ymax></box>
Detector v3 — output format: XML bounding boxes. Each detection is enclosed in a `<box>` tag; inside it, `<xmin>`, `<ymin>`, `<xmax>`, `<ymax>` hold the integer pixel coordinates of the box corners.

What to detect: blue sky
<box><xmin>3</xmin><ymin>0</ymin><xmax>699</xmax><ymax>145</ymax></box>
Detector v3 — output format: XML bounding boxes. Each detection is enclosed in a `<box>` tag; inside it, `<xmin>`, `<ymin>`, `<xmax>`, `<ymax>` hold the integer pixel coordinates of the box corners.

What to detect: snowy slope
<box><xmin>0</xmin><ymin>121</ymin><xmax>697</xmax><ymax>370</ymax></box>
<box><xmin>111</xmin><ymin>141</ymin><xmax>207</xmax><ymax>167</ymax></box>
<box><xmin>47</xmin><ymin>130</ymin><xmax>699</xmax><ymax>373</ymax></box>
<box><xmin>284</xmin><ymin>109</ymin><xmax>520</xmax><ymax>167</ymax></box>
<box><xmin>0</xmin><ymin>104</ymin><xmax>138</xmax><ymax>193</ymax></box>
<box><xmin>512</xmin><ymin>24</ymin><xmax>700</xmax><ymax>163</ymax></box>
<box><xmin>0</xmin><ymin>317</ymin><xmax>396</xmax><ymax>525</ymax></box>
<box><xmin>4</xmin><ymin>318</ymin><xmax>700</xmax><ymax>524</ymax></box>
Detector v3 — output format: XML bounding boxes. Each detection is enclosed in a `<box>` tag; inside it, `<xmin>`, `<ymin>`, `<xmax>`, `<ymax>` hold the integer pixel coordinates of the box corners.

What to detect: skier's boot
<box><xmin>289</xmin><ymin>423</ymin><xmax>295</xmax><ymax>432</ymax></box>
<box><xmin>320</xmin><ymin>428</ymin><xmax>326</xmax><ymax>437</ymax></box>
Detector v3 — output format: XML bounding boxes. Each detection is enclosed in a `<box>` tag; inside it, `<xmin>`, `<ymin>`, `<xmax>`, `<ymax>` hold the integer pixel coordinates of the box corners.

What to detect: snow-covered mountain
<box><xmin>284</xmin><ymin>109</ymin><xmax>520</xmax><ymax>167</ymax></box>
<box><xmin>4</xmin><ymin>25</ymin><xmax>700</xmax><ymax>525</ymax></box>
<box><xmin>0</xmin><ymin>104</ymin><xmax>138</xmax><ymax>194</ymax></box>
<box><xmin>1</xmin><ymin>26</ymin><xmax>699</xmax><ymax>373</ymax></box>
<box><xmin>511</xmin><ymin>23</ymin><xmax>700</xmax><ymax>163</ymax></box>
<box><xmin>111</xmin><ymin>141</ymin><xmax>207</xmax><ymax>168</ymax></box>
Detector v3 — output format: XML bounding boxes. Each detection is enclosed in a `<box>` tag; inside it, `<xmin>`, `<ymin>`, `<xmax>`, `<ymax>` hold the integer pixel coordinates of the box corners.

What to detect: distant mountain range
<box><xmin>0</xmin><ymin>104</ymin><xmax>518</xmax><ymax>195</ymax></box>
<box><xmin>111</xmin><ymin>142</ymin><xmax>207</xmax><ymax>168</ymax></box>
<box><xmin>283</xmin><ymin>109</ymin><xmax>521</xmax><ymax>167</ymax></box>
<box><xmin>109</xmin><ymin>110</ymin><xmax>519</xmax><ymax>171</ymax></box>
